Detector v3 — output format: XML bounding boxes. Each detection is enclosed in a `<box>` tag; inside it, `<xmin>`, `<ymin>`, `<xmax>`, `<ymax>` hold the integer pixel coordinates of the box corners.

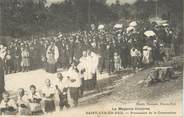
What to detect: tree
<box><xmin>0</xmin><ymin>0</ymin><xmax>182</xmax><ymax>37</ymax></box>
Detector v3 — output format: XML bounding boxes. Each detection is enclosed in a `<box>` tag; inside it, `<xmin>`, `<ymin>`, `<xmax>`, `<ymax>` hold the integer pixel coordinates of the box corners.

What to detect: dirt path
<box><xmin>4</xmin><ymin>61</ymin><xmax>183</xmax><ymax>117</ymax></box>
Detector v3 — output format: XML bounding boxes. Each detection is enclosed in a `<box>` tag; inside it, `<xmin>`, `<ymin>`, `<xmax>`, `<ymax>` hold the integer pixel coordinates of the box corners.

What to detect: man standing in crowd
<box><xmin>13</xmin><ymin>46</ymin><xmax>21</xmax><ymax>73</ymax></box>
<box><xmin>98</xmin><ymin>40</ymin><xmax>106</xmax><ymax>73</ymax></box>
<box><xmin>0</xmin><ymin>44</ymin><xmax>5</xmax><ymax>101</ymax></box>
<box><xmin>0</xmin><ymin>56</ymin><xmax>5</xmax><ymax>101</ymax></box>
<box><xmin>58</xmin><ymin>41</ymin><xmax>66</xmax><ymax>69</ymax></box>
<box><xmin>105</xmin><ymin>44</ymin><xmax>114</xmax><ymax>74</ymax></box>
<box><xmin>130</xmin><ymin>46</ymin><xmax>140</xmax><ymax>72</ymax></box>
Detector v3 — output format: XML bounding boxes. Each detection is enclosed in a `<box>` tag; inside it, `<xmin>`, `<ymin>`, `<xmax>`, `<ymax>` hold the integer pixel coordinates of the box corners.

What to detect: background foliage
<box><xmin>0</xmin><ymin>0</ymin><xmax>183</xmax><ymax>37</ymax></box>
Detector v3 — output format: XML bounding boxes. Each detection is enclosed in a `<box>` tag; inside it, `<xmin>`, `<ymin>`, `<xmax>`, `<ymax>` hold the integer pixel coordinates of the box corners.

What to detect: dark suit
<box><xmin>0</xmin><ymin>58</ymin><xmax>5</xmax><ymax>101</ymax></box>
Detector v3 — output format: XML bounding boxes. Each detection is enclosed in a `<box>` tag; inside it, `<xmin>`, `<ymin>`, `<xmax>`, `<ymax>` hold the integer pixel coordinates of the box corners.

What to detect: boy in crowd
<box><xmin>16</xmin><ymin>88</ymin><xmax>31</xmax><ymax>115</ymax></box>
<box><xmin>56</xmin><ymin>73</ymin><xmax>70</xmax><ymax>110</ymax></box>
<box><xmin>0</xmin><ymin>91</ymin><xmax>17</xmax><ymax>115</ymax></box>
<box><xmin>42</xmin><ymin>79</ymin><xmax>56</xmax><ymax>113</ymax></box>
<box><xmin>67</xmin><ymin>62</ymin><xmax>81</xmax><ymax>107</ymax></box>
<box><xmin>27</xmin><ymin>85</ymin><xmax>43</xmax><ymax>115</ymax></box>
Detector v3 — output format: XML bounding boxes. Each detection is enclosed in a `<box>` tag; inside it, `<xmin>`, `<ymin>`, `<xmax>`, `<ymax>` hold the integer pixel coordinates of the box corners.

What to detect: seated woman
<box><xmin>0</xmin><ymin>91</ymin><xmax>17</xmax><ymax>115</ymax></box>
<box><xmin>42</xmin><ymin>79</ymin><xmax>56</xmax><ymax>113</ymax></box>
<box><xmin>16</xmin><ymin>88</ymin><xmax>31</xmax><ymax>115</ymax></box>
<box><xmin>27</xmin><ymin>85</ymin><xmax>43</xmax><ymax>115</ymax></box>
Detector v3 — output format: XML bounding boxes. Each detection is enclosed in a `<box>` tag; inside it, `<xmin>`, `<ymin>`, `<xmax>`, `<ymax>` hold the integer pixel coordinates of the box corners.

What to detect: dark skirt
<box><xmin>131</xmin><ymin>56</ymin><xmax>138</xmax><ymax>68</ymax></box>
<box><xmin>0</xmin><ymin>59</ymin><xmax>4</xmax><ymax>101</ymax></box>
<box><xmin>44</xmin><ymin>100</ymin><xmax>56</xmax><ymax>113</ymax></box>
<box><xmin>59</xmin><ymin>93</ymin><xmax>70</xmax><ymax>110</ymax></box>
<box><xmin>84</xmin><ymin>73</ymin><xmax>97</xmax><ymax>90</ymax></box>
<box><xmin>45</xmin><ymin>63</ymin><xmax>57</xmax><ymax>73</ymax></box>
<box><xmin>31</xmin><ymin>110</ymin><xmax>44</xmax><ymax>116</ymax></box>
<box><xmin>69</xmin><ymin>87</ymin><xmax>79</xmax><ymax>107</ymax></box>
<box><xmin>0</xmin><ymin>77</ymin><xmax>5</xmax><ymax>101</ymax></box>
<box><xmin>84</xmin><ymin>79</ymin><xmax>92</xmax><ymax>90</ymax></box>
<box><xmin>21</xmin><ymin>57</ymin><xmax>30</xmax><ymax>67</ymax></box>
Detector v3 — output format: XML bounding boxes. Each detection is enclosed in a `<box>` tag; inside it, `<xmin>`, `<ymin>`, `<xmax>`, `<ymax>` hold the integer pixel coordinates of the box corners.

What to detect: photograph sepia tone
<box><xmin>0</xmin><ymin>0</ymin><xmax>183</xmax><ymax>116</ymax></box>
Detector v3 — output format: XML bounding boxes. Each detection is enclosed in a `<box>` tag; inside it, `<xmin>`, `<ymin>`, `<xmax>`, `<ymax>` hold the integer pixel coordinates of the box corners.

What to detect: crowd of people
<box><xmin>0</xmin><ymin>19</ymin><xmax>182</xmax><ymax>115</ymax></box>
<box><xmin>0</xmin><ymin>20</ymin><xmax>179</xmax><ymax>74</ymax></box>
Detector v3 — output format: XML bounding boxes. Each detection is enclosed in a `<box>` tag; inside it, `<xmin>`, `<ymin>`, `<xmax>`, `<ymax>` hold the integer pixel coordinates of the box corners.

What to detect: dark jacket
<box><xmin>0</xmin><ymin>57</ymin><xmax>5</xmax><ymax>94</ymax></box>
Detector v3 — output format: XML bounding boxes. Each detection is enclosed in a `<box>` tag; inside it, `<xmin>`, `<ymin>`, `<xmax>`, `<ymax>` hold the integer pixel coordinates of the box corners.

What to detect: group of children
<box><xmin>0</xmin><ymin>72</ymin><xmax>80</xmax><ymax>116</ymax></box>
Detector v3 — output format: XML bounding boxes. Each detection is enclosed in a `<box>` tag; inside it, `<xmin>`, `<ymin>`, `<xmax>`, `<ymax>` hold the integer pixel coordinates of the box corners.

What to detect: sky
<box><xmin>45</xmin><ymin>0</ymin><xmax>138</xmax><ymax>6</ymax></box>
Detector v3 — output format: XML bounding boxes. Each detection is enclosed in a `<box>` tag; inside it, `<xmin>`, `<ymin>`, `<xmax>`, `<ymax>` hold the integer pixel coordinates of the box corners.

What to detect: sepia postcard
<box><xmin>0</xmin><ymin>0</ymin><xmax>183</xmax><ymax>116</ymax></box>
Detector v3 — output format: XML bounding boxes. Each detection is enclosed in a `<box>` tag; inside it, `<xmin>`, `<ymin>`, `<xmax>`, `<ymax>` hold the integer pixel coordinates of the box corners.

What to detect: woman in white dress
<box><xmin>142</xmin><ymin>45</ymin><xmax>153</xmax><ymax>66</ymax></box>
<box><xmin>21</xmin><ymin>47</ymin><xmax>30</xmax><ymax>72</ymax></box>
